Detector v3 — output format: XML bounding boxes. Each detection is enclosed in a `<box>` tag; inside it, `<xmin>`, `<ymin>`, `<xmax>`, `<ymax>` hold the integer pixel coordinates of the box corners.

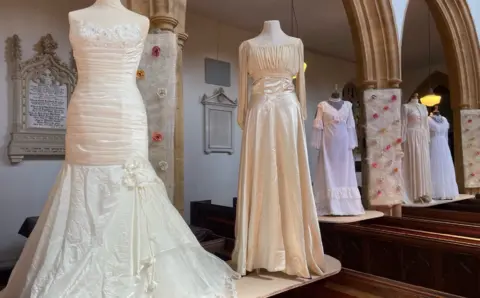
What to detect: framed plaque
<box><xmin>7</xmin><ymin>34</ymin><xmax>77</xmax><ymax>163</ymax></box>
<box><xmin>201</xmin><ymin>88</ymin><xmax>237</xmax><ymax>155</ymax></box>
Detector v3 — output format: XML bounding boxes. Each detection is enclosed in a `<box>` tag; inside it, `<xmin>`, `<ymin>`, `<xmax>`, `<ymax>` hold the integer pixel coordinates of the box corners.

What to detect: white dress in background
<box><xmin>311</xmin><ymin>100</ymin><xmax>363</xmax><ymax>216</ymax></box>
<box><xmin>0</xmin><ymin>14</ymin><xmax>239</xmax><ymax>298</ymax></box>
<box><xmin>401</xmin><ymin>103</ymin><xmax>433</xmax><ymax>203</ymax></box>
<box><xmin>428</xmin><ymin>116</ymin><xmax>459</xmax><ymax>199</ymax></box>
<box><xmin>232</xmin><ymin>38</ymin><xmax>326</xmax><ymax>278</ymax></box>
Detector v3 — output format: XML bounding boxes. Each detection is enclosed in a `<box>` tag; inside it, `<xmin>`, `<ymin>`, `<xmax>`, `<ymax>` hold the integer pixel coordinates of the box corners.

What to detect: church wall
<box><xmin>0</xmin><ymin>0</ymin><xmax>93</xmax><ymax>268</ymax></box>
<box><xmin>182</xmin><ymin>13</ymin><xmax>356</xmax><ymax>221</ymax></box>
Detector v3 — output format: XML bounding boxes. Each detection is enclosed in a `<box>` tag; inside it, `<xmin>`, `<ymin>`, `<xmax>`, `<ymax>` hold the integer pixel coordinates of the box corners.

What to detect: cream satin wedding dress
<box><xmin>233</xmin><ymin>38</ymin><xmax>326</xmax><ymax>278</ymax></box>
<box><xmin>0</xmin><ymin>14</ymin><xmax>239</xmax><ymax>298</ymax></box>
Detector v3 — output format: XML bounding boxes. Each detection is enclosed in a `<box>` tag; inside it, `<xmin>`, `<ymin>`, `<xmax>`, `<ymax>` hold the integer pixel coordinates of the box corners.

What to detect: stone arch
<box><xmin>342</xmin><ymin>0</ymin><xmax>401</xmax><ymax>89</ymax></box>
<box><xmin>407</xmin><ymin>0</ymin><xmax>480</xmax><ymax>192</ymax></box>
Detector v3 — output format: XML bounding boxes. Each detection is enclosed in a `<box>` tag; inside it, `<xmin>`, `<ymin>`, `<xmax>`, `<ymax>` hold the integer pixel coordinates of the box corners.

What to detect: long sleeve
<box><xmin>346</xmin><ymin>103</ymin><xmax>358</xmax><ymax>150</ymax></box>
<box><xmin>401</xmin><ymin>104</ymin><xmax>407</xmax><ymax>142</ymax></box>
<box><xmin>295</xmin><ymin>40</ymin><xmax>307</xmax><ymax>120</ymax></box>
<box><xmin>237</xmin><ymin>42</ymin><xmax>248</xmax><ymax>130</ymax></box>
<box><xmin>311</xmin><ymin>103</ymin><xmax>323</xmax><ymax>149</ymax></box>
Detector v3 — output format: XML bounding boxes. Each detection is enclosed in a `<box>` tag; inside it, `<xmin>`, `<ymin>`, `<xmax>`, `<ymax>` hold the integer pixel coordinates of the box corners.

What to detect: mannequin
<box><xmin>327</xmin><ymin>84</ymin><xmax>344</xmax><ymax>110</ymax></box>
<box><xmin>402</xmin><ymin>93</ymin><xmax>433</xmax><ymax>204</ymax></box>
<box><xmin>428</xmin><ymin>105</ymin><xmax>459</xmax><ymax>199</ymax></box>
<box><xmin>234</xmin><ymin>20</ymin><xmax>325</xmax><ymax>279</ymax></box>
<box><xmin>311</xmin><ymin>86</ymin><xmax>363</xmax><ymax>216</ymax></box>
<box><xmin>68</xmin><ymin>0</ymin><xmax>149</xmax><ymax>28</ymax></box>
<box><xmin>0</xmin><ymin>2</ymin><xmax>241</xmax><ymax>297</ymax></box>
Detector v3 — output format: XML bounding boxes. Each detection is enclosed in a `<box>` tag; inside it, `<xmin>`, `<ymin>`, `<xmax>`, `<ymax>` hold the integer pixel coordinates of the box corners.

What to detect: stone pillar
<box><xmin>174</xmin><ymin>0</ymin><xmax>188</xmax><ymax>214</ymax></box>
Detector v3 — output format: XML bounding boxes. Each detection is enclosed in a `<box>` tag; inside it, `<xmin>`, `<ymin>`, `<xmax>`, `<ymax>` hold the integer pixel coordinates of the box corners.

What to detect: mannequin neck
<box><xmin>409</xmin><ymin>97</ymin><xmax>419</xmax><ymax>104</ymax></box>
<box><xmin>260</xmin><ymin>20</ymin><xmax>287</xmax><ymax>38</ymax></box>
<box><xmin>329</xmin><ymin>96</ymin><xmax>342</xmax><ymax>102</ymax></box>
<box><xmin>94</xmin><ymin>0</ymin><xmax>124</xmax><ymax>8</ymax></box>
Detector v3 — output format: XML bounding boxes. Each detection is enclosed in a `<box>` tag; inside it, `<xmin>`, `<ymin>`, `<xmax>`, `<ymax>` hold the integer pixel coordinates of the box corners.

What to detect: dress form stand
<box><xmin>402</xmin><ymin>93</ymin><xmax>433</xmax><ymax>204</ymax></box>
<box><xmin>233</xmin><ymin>20</ymin><xmax>326</xmax><ymax>279</ymax></box>
<box><xmin>428</xmin><ymin>104</ymin><xmax>459</xmax><ymax>200</ymax></box>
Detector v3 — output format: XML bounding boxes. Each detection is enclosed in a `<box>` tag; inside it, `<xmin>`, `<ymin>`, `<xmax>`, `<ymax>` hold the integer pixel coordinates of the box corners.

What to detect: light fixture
<box><xmin>293</xmin><ymin>62</ymin><xmax>307</xmax><ymax>79</ymax></box>
<box><xmin>290</xmin><ymin>0</ymin><xmax>306</xmax><ymax>79</ymax></box>
<box><xmin>420</xmin><ymin>9</ymin><xmax>441</xmax><ymax>106</ymax></box>
<box><xmin>420</xmin><ymin>88</ymin><xmax>441</xmax><ymax>107</ymax></box>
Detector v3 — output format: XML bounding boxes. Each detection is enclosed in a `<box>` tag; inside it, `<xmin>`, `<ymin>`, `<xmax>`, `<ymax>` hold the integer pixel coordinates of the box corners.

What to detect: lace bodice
<box><xmin>237</xmin><ymin>38</ymin><xmax>306</xmax><ymax>129</ymax></box>
<box><xmin>428</xmin><ymin>116</ymin><xmax>449</xmax><ymax>137</ymax></box>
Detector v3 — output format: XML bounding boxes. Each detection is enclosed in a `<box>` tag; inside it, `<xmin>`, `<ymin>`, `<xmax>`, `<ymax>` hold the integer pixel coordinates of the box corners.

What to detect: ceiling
<box><xmin>187</xmin><ymin>0</ymin><xmax>445</xmax><ymax>69</ymax></box>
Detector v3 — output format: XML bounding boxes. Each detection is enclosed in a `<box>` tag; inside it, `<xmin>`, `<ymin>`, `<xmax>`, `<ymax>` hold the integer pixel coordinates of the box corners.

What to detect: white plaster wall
<box><xmin>182</xmin><ymin>13</ymin><xmax>356</xmax><ymax>220</ymax></box>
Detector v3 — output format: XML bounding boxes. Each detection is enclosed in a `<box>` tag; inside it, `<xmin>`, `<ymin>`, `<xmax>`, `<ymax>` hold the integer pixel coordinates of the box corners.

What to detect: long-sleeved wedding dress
<box><xmin>0</xmin><ymin>5</ymin><xmax>239</xmax><ymax>298</ymax></box>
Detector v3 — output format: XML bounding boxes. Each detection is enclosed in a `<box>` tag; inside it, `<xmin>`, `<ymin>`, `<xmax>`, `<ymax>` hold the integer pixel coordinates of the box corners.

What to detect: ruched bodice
<box><xmin>67</xmin><ymin>20</ymin><xmax>148</xmax><ymax>165</ymax></box>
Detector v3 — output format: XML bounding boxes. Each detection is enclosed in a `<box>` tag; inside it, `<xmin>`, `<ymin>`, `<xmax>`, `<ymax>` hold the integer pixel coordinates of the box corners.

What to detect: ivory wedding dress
<box><xmin>233</xmin><ymin>37</ymin><xmax>326</xmax><ymax>278</ymax></box>
<box><xmin>0</xmin><ymin>11</ymin><xmax>239</xmax><ymax>298</ymax></box>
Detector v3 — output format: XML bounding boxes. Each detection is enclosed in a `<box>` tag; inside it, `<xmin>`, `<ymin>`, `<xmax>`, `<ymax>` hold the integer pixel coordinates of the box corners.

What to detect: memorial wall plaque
<box><xmin>201</xmin><ymin>88</ymin><xmax>237</xmax><ymax>155</ymax></box>
<box><xmin>7</xmin><ymin>34</ymin><xmax>77</xmax><ymax>163</ymax></box>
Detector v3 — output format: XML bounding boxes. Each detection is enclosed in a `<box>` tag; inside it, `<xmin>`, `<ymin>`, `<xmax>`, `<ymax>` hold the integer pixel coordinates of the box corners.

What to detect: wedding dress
<box><xmin>401</xmin><ymin>102</ymin><xmax>433</xmax><ymax>203</ymax></box>
<box><xmin>428</xmin><ymin>115</ymin><xmax>459</xmax><ymax>199</ymax></box>
<box><xmin>0</xmin><ymin>9</ymin><xmax>239</xmax><ymax>298</ymax></box>
<box><xmin>232</xmin><ymin>37</ymin><xmax>326</xmax><ymax>278</ymax></box>
<box><xmin>311</xmin><ymin>100</ymin><xmax>364</xmax><ymax>216</ymax></box>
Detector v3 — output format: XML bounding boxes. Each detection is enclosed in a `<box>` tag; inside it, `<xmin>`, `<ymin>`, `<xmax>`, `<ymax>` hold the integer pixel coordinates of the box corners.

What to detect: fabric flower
<box><xmin>471</xmin><ymin>173</ymin><xmax>476</xmax><ymax>177</ymax></box>
<box><xmin>158</xmin><ymin>161</ymin><xmax>168</xmax><ymax>171</ymax></box>
<box><xmin>152</xmin><ymin>46</ymin><xmax>161</xmax><ymax>57</ymax></box>
<box><xmin>373</xmin><ymin>113</ymin><xmax>379</xmax><ymax>119</ymax></box>
<box><xmin>385</xmin><ymin>145</ymin><xmax>392</xmax><ymax>151</ymax></box>
<box><xmin>468</xmin><ymin>119</ymin><xmax>473</xmax><ymax>123</ymax></box>
<box><xmin>376</xmin><ymin>190</ymin><xmax>382</xmax><ymax>196</ymax></box>
<box><xmin>372</xmin><ymin>162</ymin><xmax>378</xmax><ymax>169</ymax></box>
<box><xmin>152</xmin><ymin>132</ymin><xmax>163</xmax><ymax>142</ymax></box>
<box><xmin>393</xmin><ymin>167</ymin><xmax>399</xmax><ymax>173</ymax></box>
<box><xmin>383</xmin><ymin>106</ymin><xmax>389</xmax><ymax>111</ymax></box>
<box><xmin>396</xmin><ymin>138</ymin><xmax>402</xmax><ymax>144</ymax></box>
<box><xmin>123</xmin><ymin>158</ymin><xmax>157</xmax><ymax>188</ymax></box>
<box><xmin>136</xmin><ymin>70</ymin><xmax>145</xmax><ymax>80</ymax></box>
<box><xmin>391</xmin><ymin>95</ymin><xmax>397</xmax><ymax>101</ymax></box>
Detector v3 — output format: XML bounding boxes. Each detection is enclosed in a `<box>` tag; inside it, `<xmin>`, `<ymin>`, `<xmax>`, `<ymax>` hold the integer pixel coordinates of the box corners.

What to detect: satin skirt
<box><xmin>232</xmin><ymin>78</ymin><xmax>326</xmax><ymax>278</ymax></box>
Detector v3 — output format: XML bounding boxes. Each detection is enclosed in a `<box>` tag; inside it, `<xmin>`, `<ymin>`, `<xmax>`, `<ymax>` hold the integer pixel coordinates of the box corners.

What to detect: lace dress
<box><xmin>0</xmin><ymin>18</ymin><xmax>239</xmax><ymax>298</ymax></box>
<box><xmin>311</xmin><ymin>100</ymin><xmax>364</xmax><ymax>216</ymax></box>
<box><xmin>232</xmin><ymin>38</ymin><xmax>326</xmax><ymax>278</ymax></box>
<box><xmin>401</xmin><ymin>103</ymin><xmax>433</xmax><ymax>203</ymax></box>
<box><xmin>428</xmin><ymin>116</ymin><xmax>459</xmax><ymax>199</ymax></box>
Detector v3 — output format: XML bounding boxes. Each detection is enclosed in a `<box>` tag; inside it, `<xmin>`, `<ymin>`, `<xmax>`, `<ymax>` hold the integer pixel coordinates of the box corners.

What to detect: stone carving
<box><xmin>201</xmin><ymin>88</ymin><xmax>237</xmax><ymax>155</ymax></box>
<box><xmin>7</xmin><ymin>34</ymin><xmax>77</xmax><ymax>163</ymax></box>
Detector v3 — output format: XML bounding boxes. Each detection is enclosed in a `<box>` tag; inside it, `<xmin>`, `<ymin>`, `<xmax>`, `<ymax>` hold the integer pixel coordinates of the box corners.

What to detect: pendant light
<box><xmin>291</xmin><ymin>0</ymin><xmax>307</xmax><ymax>79</ymax></box>
<box><xmin>420</xmin><ymin>10</ymin><xmax>441</xmax><ymax>107</ymax></box>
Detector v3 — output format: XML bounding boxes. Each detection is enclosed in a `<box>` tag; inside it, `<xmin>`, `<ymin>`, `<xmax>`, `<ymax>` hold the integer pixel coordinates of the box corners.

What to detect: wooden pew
<box><xmin>403</xmin><ymin>206</ymin><xmax>480</xmax><ymax>225</ymax></box>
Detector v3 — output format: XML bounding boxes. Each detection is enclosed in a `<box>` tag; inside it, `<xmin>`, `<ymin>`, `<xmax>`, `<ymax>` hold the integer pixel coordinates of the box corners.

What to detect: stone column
<box><xmin>174</xmin><ymin>0</ymin><xmax>188</xmax><ymax>214</ymax></box>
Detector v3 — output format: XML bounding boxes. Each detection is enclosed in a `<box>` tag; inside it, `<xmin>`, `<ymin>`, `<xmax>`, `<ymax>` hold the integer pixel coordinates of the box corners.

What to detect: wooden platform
<box><xmin>318</xmin><ymin>210</ymin><xmax>383</xmax><ymax>223</ymax></box>
<box><xmin>237</xmin><ymin>255</ymin><xmax>341</xmax><ymax>298</ymax></box>
<box><xmin>403</xmin><ymin>194</ymin><xmax>475</xmax><ymax>208</ymax></box>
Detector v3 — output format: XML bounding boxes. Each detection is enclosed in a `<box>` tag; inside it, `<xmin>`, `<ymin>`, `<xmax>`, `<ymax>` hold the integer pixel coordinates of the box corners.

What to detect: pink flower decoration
<box><xmin>373</xmin><ymin>113</ymin><xmax>379</xmax><ymax>119</ymax></box>
<box><xmin>471</xmin><ymin>173</ymin><xmax>476</xmax><ymax>177</ymax></box>
<box><xmin>476</xmin><ymin>152</ymin><xmax>480</xmax><ymax>156</ymax></box>
<box><xmin>468</xmin><ymin>119</ymin><xmax>473</xmax><ymax>123</ymax></box>
<box><xmin>391</xmin><ymin>95</ymin><xmax>397</xmax><ymax>101</ymax></box>
<box><xmin>152</xmin><ymin>132</ymin><xmax>163</xmax><ymax>142</ymax></box>
<box><xmin>385</xmin><ymin>145</ymin><xmax>392</xmax><ymax>151</ymax></box>
<box><xmin>393</xmin><ymin>167</ymin><xmax>399</xmax><ymax>173</ymax></box>
<box><xmin>396</xmin><ymin>138</ymin><xmax>402</xmax><ymax>144</ymax></box>
<box><xmin>383</xmin><ymin>106</ymin><xmax>389</xmax><ymax>111</ymax></box>
<box><xmin>152</xmin><ymin>46</ymin><xmax>161</xmax><ymax>57</ymax></box>
<box><xmin>376</xmin><ymin>190</ymin><xmax>382</xmax><ymax>196</ymax></box>
<box><xmin>372</xmin><ymin>162</ymin><xmax>378</xmax><ymax>169</ymax></box>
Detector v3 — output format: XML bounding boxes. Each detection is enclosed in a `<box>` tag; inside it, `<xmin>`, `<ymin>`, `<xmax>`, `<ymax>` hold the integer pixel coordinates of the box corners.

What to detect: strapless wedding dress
<box><xmin>0</xmin><ymin>20</ymin><xmax>239</xmax><ymax>298</ymax></box>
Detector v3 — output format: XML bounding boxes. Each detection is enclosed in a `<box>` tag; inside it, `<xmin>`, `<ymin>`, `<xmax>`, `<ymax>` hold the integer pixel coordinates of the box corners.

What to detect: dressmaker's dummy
<box><xmin>233</xmin><ymin>20</ymin><xmax>326</xmax><ymax>278</ymax></box>
<box><xmin>402</xmin><ymin>93</ymin><xmax>433</xmax><ymax>204</ymax></box>
<box><xmin>428</xmin><ymin>105</ymin><xmax>459</xmax><ymax>199</ymax></box>
<box><xmin>69</xmin><ymin>0</ymin><xmax>149</xmax><ymax>29</ymax></box>
<box><xmin>311</xmin><ymin>85</ymin><xmax>363</xmax><ymax>216</ymax></box>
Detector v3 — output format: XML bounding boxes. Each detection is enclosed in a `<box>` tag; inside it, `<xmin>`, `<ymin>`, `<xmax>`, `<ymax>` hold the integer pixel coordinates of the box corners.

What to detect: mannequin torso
<box><xmin>327</xmin><ymin>90</ymin><xmax>344</xmax><ymax>110</ymax></box>
<box><xmin>248</xmin><ymin>20</ymin><xmax>297</xmax><ymax>46</ymax></box>
<box><xmin>68</xmin><ymin>0</ymin><xmax>149</xmax><ymax>31</ymax></box>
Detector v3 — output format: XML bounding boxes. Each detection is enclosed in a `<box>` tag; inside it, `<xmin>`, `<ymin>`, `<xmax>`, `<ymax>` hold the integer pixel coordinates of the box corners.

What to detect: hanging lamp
<box><xmin>291</xmin><ymin>0</ymin><xmax>306</xmax><ymax>79</ymax></box>
<box><xmin>420</xmin><ymin>10</ymin><xmax>441</xmax><ymax>107</ymax></box>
